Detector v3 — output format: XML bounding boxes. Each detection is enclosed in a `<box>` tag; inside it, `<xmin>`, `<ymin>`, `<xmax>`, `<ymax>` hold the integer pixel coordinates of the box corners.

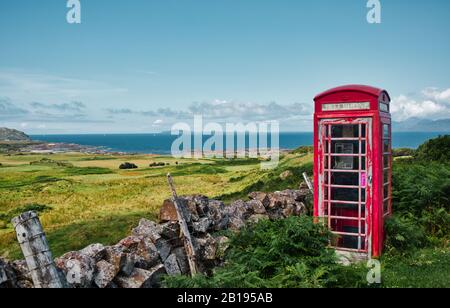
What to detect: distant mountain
<box><xmin>393</xmin><ymin>118</ymin><xmax>450</xmax><ymax>132</ymax></box>
<box><xmin>0</xmin><ymin>127</ymin><xmax>31</xmax><ymax>141</ymax></box>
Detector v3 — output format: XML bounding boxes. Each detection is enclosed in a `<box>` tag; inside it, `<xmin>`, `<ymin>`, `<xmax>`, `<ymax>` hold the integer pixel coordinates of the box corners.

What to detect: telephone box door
<box><xmin>318</xmin><ymin>118</ymin><xmax>373</xmax><ymax>255</ymax></box>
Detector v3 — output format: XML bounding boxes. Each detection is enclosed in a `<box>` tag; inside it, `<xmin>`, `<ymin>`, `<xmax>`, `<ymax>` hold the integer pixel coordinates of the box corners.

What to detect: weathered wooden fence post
<box><xmin>302</xmin><ymin>172</ymin><xmax>314</xmax><ymax>193</ymax></box>
<box><xmin>12</xmin><ymin>211</ymin><xmax>64</xmax><ymax>288</ymax></box>
<box><xmin>167</xmin><ymin>173</ymin><xmax>198</xmax><ymax>276</ymax></box>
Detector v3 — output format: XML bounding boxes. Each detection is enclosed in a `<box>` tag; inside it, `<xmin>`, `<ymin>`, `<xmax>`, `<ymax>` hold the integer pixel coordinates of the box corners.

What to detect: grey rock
<box><xmin>80</xmin><ymin>243</ymin><xmax>106</xmax><ymax>262</ymax></box>
<box><xmin>195</xmin><ymin>235</ymin><xmax>217</xmax><ymax>261</ymax></box>
<box><xmin>55</xmin><ymin>251</ymin><xmax>96</xmax><ymax>288</ymax></box>
<box><xmin>94</xmin><ymin>260</ymin><xmax>116</xmax><ymax>288</ymax></box>
<box><xmin>104</xmin><ymin>245</ymin><xmax>126</xmax><ymax>276</ymax></box>
<box><xmin>115</xmin><ymin>265</ymin><xmax>166</xmax><ymax>288</ymax></box>
<box><xmin>120</xmin><ymin>254</ymin><xmax>136</xmax><ymax>276</ymax></box>
<box><xmin>192</xmin><ymin>217</ymin><xmax>212</xmax><ymax>234</ymax></box>
<box><xmin>155</xmin><ymin>238</ymin><xmax>172</xmax><ymax>262</ymax></box>
<box><xmin>246</xmin><ymin>199</ymin><xmax>267</xmax><ymax>214</ymax></box>
<box><xmin>164</xmin><ymin>253</ymin><xmax>181</xmax><ymax>276</ymax></box>
<box><xmin>132</xmin><ymin>219</ymin><xmax>162</xmax><ymax>242</ymax></box>
<box><xmin>248</xmin><ymin>192</ymin><xmax>271</xmax><ymax>208</ymax></box>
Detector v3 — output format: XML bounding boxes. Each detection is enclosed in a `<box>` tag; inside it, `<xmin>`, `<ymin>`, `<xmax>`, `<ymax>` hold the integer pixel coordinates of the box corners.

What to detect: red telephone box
<box><xmin>313</xmin><ymin>85</ymin><xmax>392</xmax><ymax>258</ymax></box>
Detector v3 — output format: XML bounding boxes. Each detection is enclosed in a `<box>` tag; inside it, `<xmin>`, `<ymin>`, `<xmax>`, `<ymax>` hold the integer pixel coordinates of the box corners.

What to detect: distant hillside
<box><xmin>393</xmin><ymin>118</ymin><xmax>450</xmax><ymax>132</ymax></box>
<box><xmin>0</xmin><ymin>128</ymin><xmax>31</xmax><ymax>141</ymax></box>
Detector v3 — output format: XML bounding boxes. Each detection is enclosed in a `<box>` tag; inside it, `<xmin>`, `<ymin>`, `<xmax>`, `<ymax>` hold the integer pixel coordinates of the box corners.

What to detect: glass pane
<box><xmin>331</xmin><ymin>219</ymin><xmax>359</xmax><ymax>234</ymax></box>
<box><xmin>360</xmin><ymin>237</ymin><xmax>367</xmax><ymax>250</ymax></box>
<box><xmin>361</xmin><ymin>189</ymin><xmax>366</xmax><ymax>202</ymax></box>
<box><xmin>332</xmin><ymin>156</ymin><xmax>359</xmax><ymax>170</ymax></box>
<box><xmin>361</xmin><ymin>141</ymin><xmax>366</xmax><ymax>154</ymax></box>
<box><xmin>330</xmin><ymin>203</ymin><xmax>363</xmax><ymax>218</ymax></box>
<box><xmin>384</xmin><ymin>155</ymin><xmax>390</xmax><ymax>168</ymax></box>
<box><xmin>331</xmin><ymin>172</ymin><xmax>359</xmax><ymax>186</ymax></box>
<box><xmin>324</xmin><ymin>156</ymin><xmax>329</xmax><ymax>169</ymax></box>
<box><xmin>341</xmin><ymin>233</ymin><xmax>359</xmax><ymax>249</ymax></box>
<box><xmin>361</xmin><ymin>124</ymin><xmax>366</xmax><ymax>138</ymax></box>
<box><xmin>332</xmin><ymin>141</ymin><xmax>359</xmax><ymax>154</ymax></box>
<box><xmin>384</xmin><ymin>184</ymin><xmax>389</xmax><ymax>199</ymax></box>
<box><xmin>325</xmin><ymin>125</ymin><xmax>329</xmax><ymax>137</ymax></box>
<box><xmin>383</xmin><ymin>139</ymin><xmax>390</xmax><ymax>153</ymax></box>
<box><xmin>331</xmin><ymin>187</ymin><xmax>359</xmax><ymax>202</ymax></box>
<box><xmin>331</xmin><ymin>125</ymin><xmax>359</xmax><ymax>138</ymax></box>
<box><xmin>384</xmin><ymin>200</ymin><xmax>390</xmax><ymax>214</ymax></box>
<box><xmin>323</xmin><ymin>202</ymin><xmax>329</xmax><ymax>216</ymax></box>
<box><xmin>361</xmin><ymin>157</ymin><xmax>366</xmax><ymax>170</ymax></box>
<box><xmin>384</xmin><ymin>169</ymin><xmax>389</xmax><ymax>184</ymax></box>
<box><xmin>383</xmin><ymin>125</ymin><xmax>390</xmax><ymax>139</ymax></box>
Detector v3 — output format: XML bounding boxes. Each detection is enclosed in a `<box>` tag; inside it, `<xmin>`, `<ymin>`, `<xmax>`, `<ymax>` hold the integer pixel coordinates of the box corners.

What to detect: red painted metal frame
<box><xmin>313</xmin><ymin>85</ymin><xmax>392</xmax><ymax>258</ymax></box>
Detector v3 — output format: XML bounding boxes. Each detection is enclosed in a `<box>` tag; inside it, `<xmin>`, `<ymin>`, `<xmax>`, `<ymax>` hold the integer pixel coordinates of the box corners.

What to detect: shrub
<box><xmin>392</xmin><ymin>162</ymin><xmax>450</xmax><ymax>217</ymax></box>
<box><xmin>415</xmin><ymin>135</ymin><xmax>450</xmax><ymax>162</ymax></box>
<box><xmin>164</xmin><ymin>216</ymin><xmax>363</xmax><ymax>288</ymax></box>
<box><xmin>149</xmin><ymin>162</ymin><xmax>166</xmax><ymax>167</ymax></box>
<box><xmin>384</xmin><ymin>214</ymin><xmax>428</xmax><ymax>254</ymax></box>
<box><xmin>119</xmin><ymin>162</ymin><xmax>138</xmax><ymax>169</ymax></box>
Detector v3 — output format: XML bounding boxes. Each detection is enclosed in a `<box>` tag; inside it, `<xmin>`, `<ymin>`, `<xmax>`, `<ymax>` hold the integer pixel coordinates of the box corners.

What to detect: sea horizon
<box><xmin>29</xmin><ymin>131</ymin><xmax>449</xmax><ymax>154</ymax></box>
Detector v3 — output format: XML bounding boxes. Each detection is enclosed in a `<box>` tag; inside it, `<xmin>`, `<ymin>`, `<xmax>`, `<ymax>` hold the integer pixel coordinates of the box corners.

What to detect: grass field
<box><xmin>1</xmin><ymin>151</ymin><xmax>448</xmax><ymax>288</ymax></box>
<box><xmin>0</xmin><ymin>152</ymin><xmax>312</xmax><ymax>259</ymax></box>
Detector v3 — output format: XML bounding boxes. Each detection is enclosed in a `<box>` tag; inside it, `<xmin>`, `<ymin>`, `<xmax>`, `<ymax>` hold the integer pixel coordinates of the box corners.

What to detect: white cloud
<box><xmin>188</xmin><ymin>99</ymin><xmax>312</xmax><ymax>121</ymax></box>
<box><xmin>391</xmin><ymin>94</ymin><xmax>450</xmax><ymax>121</ymax></box>
<box><xmin>422</xmin><ymin>87</ymin><xmax>450</xmax><ymax>104</ymax></box>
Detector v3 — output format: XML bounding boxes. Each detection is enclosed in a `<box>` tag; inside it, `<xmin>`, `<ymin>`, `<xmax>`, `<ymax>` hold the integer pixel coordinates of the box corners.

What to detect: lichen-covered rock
<box><xmin>164</xmin><ymin>253</ymin><xmax>181</xmax><ymax>276</ymax></box>
<box><xmin>104</xmin><ymin>245</ymin><xmax>126</xmax><ymax>276</ymax></box>
<box><xmin>246</xmin><ymin>199</ymin><xmax>267</xmax><ymax>214</ymax></box>
<box><xmin>248</xmin><ymin>192</ymin><xmax>271</xmax><ymax>208</ymax></box>
<box><xmin>80</xmin><ymin>243</ymin><xmax>106</xmax><ymax>262</ymax></box>
<box><xmin>192</xmin><ymin>217</ymin><xmax>212</xmax><ymax>234</ymax></box>
<box><xmin>11</xmin><ymin>260</ymin><xmax>33</xmax><ymax>288</ymax></box>
<box><xmin>115</xmin><ymin>265</ymin><xmax>166</xmax><ymax>288</ymax></box>
<box><xmin>195</xmin><ymin>234</ymin><xmax>217</xmax><ymax>261</ymax></box>
<box><xmin>55</xmin><ymin>251</ymin><xmax>96</xmax><ymax>288</ymax></box>
<box><xmin>155</xmin><ymin>238</ymin><xmax>172</xmax><ymax>262</ymax></box>
<box><xmin>94</xmin><ymin>260</ymin><xmax>116</xmax><ymax>288</ymax></box>
<box><xmin>132</xmin><ymin>219</ymin><xmax>162</xmax><ymax>242</ymax></box>
<box><xmin>207</xmin><ymin>200</ymin><xmax>229</xmax><ymax>231</ymax></box>
<box><xmin>0</xmin><ymin>258</ymin><xmax>17</xmax><ymax>288</ymax></box>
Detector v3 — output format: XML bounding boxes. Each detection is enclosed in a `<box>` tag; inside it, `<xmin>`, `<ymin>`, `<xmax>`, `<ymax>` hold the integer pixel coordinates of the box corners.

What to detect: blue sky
<box><xmin>0</xmin><ymin>0</ymin><xmax>449</xmax><ymax>133</ymax></box>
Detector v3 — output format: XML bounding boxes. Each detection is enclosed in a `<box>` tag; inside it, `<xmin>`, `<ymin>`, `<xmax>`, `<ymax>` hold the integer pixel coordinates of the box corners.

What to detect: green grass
<box><xmin>0</xmin><ymin>152</ymin><xmax>303</xmax><ymax>259</ymax></box>
<box><xmin>381</xmin><ymin>247</ymin><xmax>450</xmax><ymax>288</ymax></box>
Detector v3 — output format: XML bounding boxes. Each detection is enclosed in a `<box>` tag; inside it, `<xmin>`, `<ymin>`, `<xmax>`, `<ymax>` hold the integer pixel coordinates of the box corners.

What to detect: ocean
<box><xmin>30</xmin><ymin>132</ymin><xmax>447</xmax><ymax>154</ymax></box>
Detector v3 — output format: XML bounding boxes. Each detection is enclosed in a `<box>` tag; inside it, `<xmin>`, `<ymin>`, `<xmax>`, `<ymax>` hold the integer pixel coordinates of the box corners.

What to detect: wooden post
<box><xmin>12</xmin><ymin>211</ymin><xmax>64</xmax><ymax>288</ymax></box>
<box><xmin>303</xmin><ymin>172</ymin><xmax>314</xmax><ymax>193</ymax></box>
<box><xmin>167</xmin><ymin>173</ymin><xmax>198</xmax><ymax>276</ymax></box>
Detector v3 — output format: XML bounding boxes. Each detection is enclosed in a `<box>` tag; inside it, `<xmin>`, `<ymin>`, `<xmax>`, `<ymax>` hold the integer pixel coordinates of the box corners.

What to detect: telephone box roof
<box><xmin>314</xmin><ymin>85</ymin><xmax>390</xmax><ymax>101</ymax></box>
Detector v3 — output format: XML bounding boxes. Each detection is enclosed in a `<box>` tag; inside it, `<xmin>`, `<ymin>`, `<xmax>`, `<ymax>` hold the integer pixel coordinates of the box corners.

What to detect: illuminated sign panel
<box><xmin>322</xmin><ymin>102</ymin><xmax>371</xmax><ymax>112</ymax></box>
